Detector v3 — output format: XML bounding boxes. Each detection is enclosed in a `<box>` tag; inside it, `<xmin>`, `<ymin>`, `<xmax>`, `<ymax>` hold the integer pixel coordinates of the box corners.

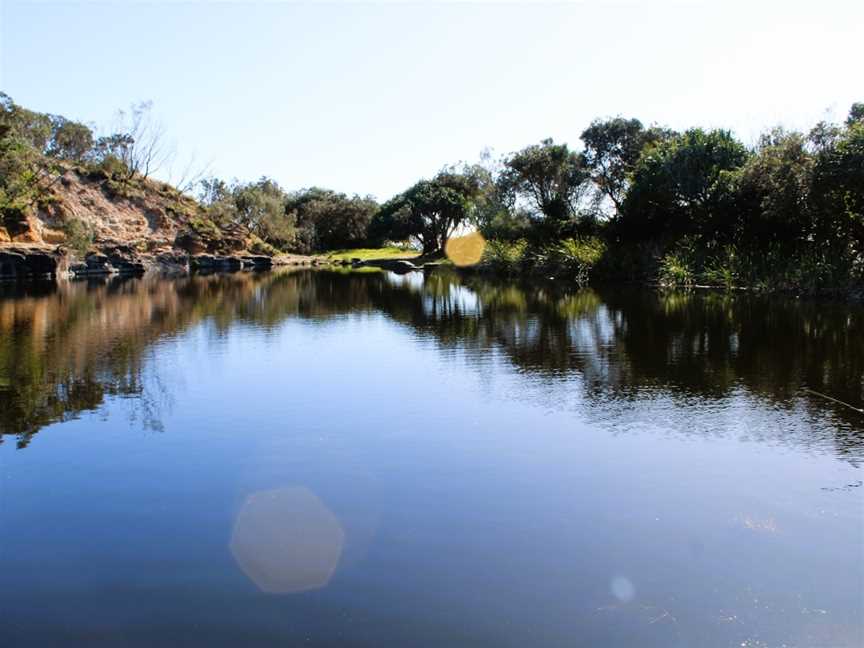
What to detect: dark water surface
<box><xmin>1</xmin><ymin>269</ymin><xmax>862</xmax><ymax>647</ymax></box>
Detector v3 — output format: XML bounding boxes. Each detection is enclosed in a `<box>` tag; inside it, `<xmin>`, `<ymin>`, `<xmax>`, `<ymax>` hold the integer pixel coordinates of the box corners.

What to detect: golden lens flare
<box><xmin>445</xmin><ymin>232</ymin><xmax>486</xmax><ymax>267</ymax></box>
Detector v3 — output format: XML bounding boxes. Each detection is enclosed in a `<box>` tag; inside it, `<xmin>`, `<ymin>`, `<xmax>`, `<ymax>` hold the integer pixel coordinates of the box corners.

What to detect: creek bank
<box><xmin>0</xmin><ymin>245</ymin><xmax>325</xmax><ymax>281</ymax></box>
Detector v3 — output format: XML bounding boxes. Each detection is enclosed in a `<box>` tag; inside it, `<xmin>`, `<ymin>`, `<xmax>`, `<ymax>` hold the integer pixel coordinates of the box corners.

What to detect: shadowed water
<box><xmin>0</xmin><ymin>269</ymin><xmax>861</xmax><ymax>647</ymax></box>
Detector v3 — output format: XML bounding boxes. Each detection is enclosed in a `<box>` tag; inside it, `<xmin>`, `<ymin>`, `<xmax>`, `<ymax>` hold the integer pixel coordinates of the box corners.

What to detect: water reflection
<box><xmin>0</xmin><ymin>270</ymin><xmax>861</xmax><ymax>647</ymax></box>
<box><xmin>1</xmin><ymin>270</ymin><xmax>861</xmax><ymax>456</ymax></box>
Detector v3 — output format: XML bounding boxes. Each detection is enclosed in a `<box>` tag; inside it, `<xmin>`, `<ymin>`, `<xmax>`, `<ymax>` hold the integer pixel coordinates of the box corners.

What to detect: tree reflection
<box><xmin>1</xmin><ymin>270</ymin><xmax>861</xmax><ymax>454</ymax></box>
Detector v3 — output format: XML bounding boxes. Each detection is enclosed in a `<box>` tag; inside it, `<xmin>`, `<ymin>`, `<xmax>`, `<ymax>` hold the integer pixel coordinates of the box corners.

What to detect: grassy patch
<box><xmin>327</xmin><ymin>265</ymin><xmax>383</xmax><ymax>274</ymax></box>
<box><xmin>325</xmin><ymin>246</ymin><xmax>419</xmax><ymax>261</ymax></box>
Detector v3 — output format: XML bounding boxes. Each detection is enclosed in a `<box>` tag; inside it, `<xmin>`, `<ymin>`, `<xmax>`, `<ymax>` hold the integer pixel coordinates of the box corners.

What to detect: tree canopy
<box><xmin>580</xmin><ymin>117</ymin><xmax>674</xmax><ymax>215</ymax></box>
<box><xmin>499</xmin><ymin>138</ymin><xmax>588</xmax><ymax>228</ymax></box>
<box><xmin>370</xmin><ymin>169</ymin><xmax>481</xmax><ymax>254</ymax></box>
<box><xmin>621</xmin><ymin>128</ymin><xmax>749</xmax><ymax>240</ymax></box>
<box><xmin>286</xmin><ymin>188</ymin><xmax>378</xmax><ymax>253</ymax></box>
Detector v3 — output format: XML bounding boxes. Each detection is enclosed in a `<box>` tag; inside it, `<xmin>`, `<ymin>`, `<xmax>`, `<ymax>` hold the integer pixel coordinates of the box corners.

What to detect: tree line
<box><xmin>1</xmin><ymin>92</ymin><xmax>861</xmax><ymax>292</ymax></box>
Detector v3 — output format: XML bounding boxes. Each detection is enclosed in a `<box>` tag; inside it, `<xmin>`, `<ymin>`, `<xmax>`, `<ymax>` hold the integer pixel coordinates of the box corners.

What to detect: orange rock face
<box><xmin>41</xmin><ymin>228</ymin><xmax>67</xmax><ymax>245</ymax></box>
<box><xmin>10</xmin><ymin>221</ymin><xmax>41</xmax><ymax>243</ymax></box>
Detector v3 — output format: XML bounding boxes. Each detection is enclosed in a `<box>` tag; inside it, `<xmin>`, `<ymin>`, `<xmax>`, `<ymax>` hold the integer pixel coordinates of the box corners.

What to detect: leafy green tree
<box><xmin>499</xmin><ymin>139</ymin><xmax>589</xmax><ymax>230</ymax></box>
<box><xmin>198</xmin><ymin>177</ymin><xmax>295</xmax><ymax>249</ymax></box>
<box><xmin>622</xmin><ymin>129</ymin><xmax>749</xmax><ymax>240</ymax></box>
<box><xmin>198</xmin><ymin>177</ymin><xmax>231</xmax><ymax>206</ymax></box>
<box><xmin>736</xmin><ymin>128</ymin><xmax>815</xmax><ymax>247</ymax></box>
<box><xmin>371</xmin><ymin>170</ymin><xmax>481</xmax><ymax>254</ymax></box>
<box><xmin>0</xmin><ymin>100</ymin><xmax>60</xmax><ymax>215</ymax></box>
<box><xmin>48</xmin><ymin>118</ymin><xmax>94</xmax><ymax>161</ymax></box>
<box><xmin>461</xmin><ymin>154</ymin><xmax>530</xmax><ymax>241</ymax></box>
<box><xmin>0</xmin><ymin>93</ymin><xmax>52</xmax><ymax>153</ymax></box>
<box><xmin>845</xmin><ymin>102</ymin><xmax>864</xmax><ymax>127</ymax></box>
<box><xmin>91</xmin><ymin>133</ymin><xmax>134</xmax><ymax>177</ymax></box>
<box><xmin>580</xmin><ymin>118</ymin><xmax>673</xmax><ymax>216</ymax></box>
<box><xmin>811</xmin><ymin>114</ymin><xmax>864</xmax><ymax>246</ymax></box>
<box><xmin>231</xmin><ymin>178</ymin><xmax>294</xmax><ymax>245</ymax></box>
<box><xmin>286</xmin><ymin>187</ymin><xmax>378</xmax><ymax>252</ymax></box>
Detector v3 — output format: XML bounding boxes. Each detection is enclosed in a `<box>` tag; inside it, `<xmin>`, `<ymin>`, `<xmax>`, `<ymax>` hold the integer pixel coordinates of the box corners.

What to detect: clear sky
<box><xmin>1</xmin><ymin>0</ymin><xmax>860</xmax><ymax>200</ymax></box>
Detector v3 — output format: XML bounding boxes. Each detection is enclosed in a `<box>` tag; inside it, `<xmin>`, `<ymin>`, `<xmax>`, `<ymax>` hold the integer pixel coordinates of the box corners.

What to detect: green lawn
<box><xmin>325</xmin><ymin>246</ymin><xmax>420</xmax><ymax>261</ymax></box>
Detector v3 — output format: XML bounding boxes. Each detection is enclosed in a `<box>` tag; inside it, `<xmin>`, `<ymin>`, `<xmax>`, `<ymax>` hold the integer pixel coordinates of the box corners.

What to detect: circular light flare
<box><xmin>445</xmin><ymin>232</ymin><xmax>486</xmax><ymax>267</ymax></box>
<box><xmin>230</xmin><ymin>486</ymin><xmax>345</xmax><ymax>594</ymax></box>
<box><xmin>611</xmin><ymin>576</ymin><xmax>635</xmax><ymax>603</ymax></box>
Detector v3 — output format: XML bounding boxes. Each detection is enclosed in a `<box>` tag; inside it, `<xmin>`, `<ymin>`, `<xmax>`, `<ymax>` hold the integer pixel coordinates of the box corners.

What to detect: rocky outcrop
<box><xmin>173</xmin><ymin>221</ymin><xmax>252</xmax><ymax>257</ymax></box>
<box><xmin>241</xmin><ymin>256</ymin><xmax>273</xmax><ymax>269</ymax></box>
<box><xmin>0</xmin><ymin>246</ymin><xmax>68</xmax><ymax>279</ymax></box>
<box><xmin>154</xmin><ymin>252</ymin><xmax>190</xmax><ymax>275</ymax></box>
<box><xmin>1</xmin><ymin>167</ymin><xmax>300</xmax><ymax>280</ymax></box>
<box><xmin>219</xmin><ymin>223</ymin><xmax>250</xmax><ymax>253</ymax></box>
<box><xmin>0</xmin><ymin>209</ymin><xmax>42</xmax><ymax>244</ymax></box>
<box><xmin>190</xmin><ymin>255</ymin><xmax>241</xmax><ymax>272</ymax></box>
<box><xmin>103</xmin><ymin>245</ymin><xmax>147</xmax><ymax>275</ymax></box>
<box><xmin>68</xmin><ymin>246</ymin><xmax>146</xmax><ymax>277</ymax></box>
<box><xmin>174</xmin><ymin>230</ymin><xmax>208</xmax><ymax>255</ymax></box>
<box><xmin>355</xmin><ymin>258</ymin><xmax>422</xmax><ymax>274</ymax></box>
<box><xmin>188</xmin><ymin>254</ymin><xmax>274</xmax><ymax>274</ymax></box>
<box><xmin>34</xmin><ymin>169</ymin><xmax>196</xmax><ymax>251</ymax></box>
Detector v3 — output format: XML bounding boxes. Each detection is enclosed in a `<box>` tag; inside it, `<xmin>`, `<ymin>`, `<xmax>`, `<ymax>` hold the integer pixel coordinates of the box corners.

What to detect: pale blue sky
<box><xmin>1</xmin><ymin>0</ymin><xmax>861</xmax><ymax>199</ymax></box>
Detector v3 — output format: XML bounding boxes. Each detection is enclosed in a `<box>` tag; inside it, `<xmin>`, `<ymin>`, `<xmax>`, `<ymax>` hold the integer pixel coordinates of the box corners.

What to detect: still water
<box><xmin>1</xmin><ymin>269</ymin><xmax>862</xmax><ymax>647</ymax></box>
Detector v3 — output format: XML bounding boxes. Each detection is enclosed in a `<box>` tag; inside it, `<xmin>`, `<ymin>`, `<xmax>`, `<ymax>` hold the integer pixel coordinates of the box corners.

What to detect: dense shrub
<box><xmin>480</xmin><ymin>236</ymin><xmax>605</xmax><ymax>284</ymax></box>
<box><xmin>480</xmin><ymin>239</ymin><xmax>528</xmax><ymax>275</ymax></box>
<box><xmin>62</xmin><ymin>217</ymin><xmax>95</xmax><ymax>257</ymax></box>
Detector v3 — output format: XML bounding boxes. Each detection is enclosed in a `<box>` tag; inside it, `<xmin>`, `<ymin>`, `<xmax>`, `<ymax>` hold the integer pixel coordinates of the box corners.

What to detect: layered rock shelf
<box><xmin>0</xmin><ymin>246</ymin><xmax>279</xmax><ymax>281</ymax></box>
<box><xmin>190</xmin><ymin>254</ymin><xmax>273</xmax><ymax>272</ymax></box>
<box><xmin>0</xmin><ymin>247</ymin><xmax>68</xmax><ymax>279</ymax></box>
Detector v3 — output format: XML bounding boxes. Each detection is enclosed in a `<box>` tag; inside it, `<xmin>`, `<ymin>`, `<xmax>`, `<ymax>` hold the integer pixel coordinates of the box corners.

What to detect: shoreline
<box><xmin>2</xmin><ymin>243</ymin><xmax>861</xmax><ymax>303</ymax></box>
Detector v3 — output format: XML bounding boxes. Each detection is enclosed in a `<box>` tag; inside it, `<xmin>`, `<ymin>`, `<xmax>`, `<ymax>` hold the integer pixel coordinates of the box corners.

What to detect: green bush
<box><xmin>480</xmin><ymin>239</ymin><xmax>527</xmax><ymax>274</ymax></box>
<box><xmin>188</xmin><ymin>215</ymin><xmax>222</xmax><ymax>241</ymax></box>
<box><xmin>96</xmin><ymin>155</ymin><xmax>127</xmax><ymax>179</ymax></box>
<box><xmin>249</xmin><ymin>234</ymin><xmax>280</xmax><ymax>256</ymax></box>
<box><xmin>658</xmin><ymin>252</ymin><xmax>695</xmax><ymax>287</ymax></box>
<box><xmin>63</xmin><ymin>217</ymin><xmax>95</xmax><ymax>257</ymax></box>
<box><xmin>702</xmin><ymin>245</ymin><xmax>740</xmax><ymax>289</ymax></box>
<box><xmin>480</xmin><ymin>237</ymin><xmax>606</xmax><ymax>284</ymax></box>
<box><xmin>549</xmin><ymin>237</ymin><xmax>606</xmax><ymax>282</ymax></box>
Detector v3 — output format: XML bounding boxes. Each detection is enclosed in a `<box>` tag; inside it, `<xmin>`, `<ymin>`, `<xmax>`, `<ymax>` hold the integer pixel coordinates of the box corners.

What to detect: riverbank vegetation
<box><xmin>2</xmin><ymin>92</ymin><xmax>861</xmax><ymax>295</ymax></box>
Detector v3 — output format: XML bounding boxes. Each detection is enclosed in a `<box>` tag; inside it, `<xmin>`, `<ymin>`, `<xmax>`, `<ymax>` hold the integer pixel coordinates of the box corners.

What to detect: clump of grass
<box><xmin>658</xmin><ymin>252</ymin><xmax>695</xmax><ymax>287</ymax></box>
<box><xmin>703</xmin><ymin>246</ymin><xmax>739</xmax><ymax>289</ymax></box>
<box><xmin>657</xmin><ymin>236</ymin><xmax>698</xmax><ymax>287</ymax></box>
<box><xmin>547</xmin><ymin>237</ymin><xmax>606</xmax><ymax>283</ymax></box>
<box><xmin>480</xmin><ymin>239</ymin><xmax>527</xmax><ymax>274</ymax></box>
<box><xmin>481</xmin><ymin>236</ymin><xmax>605</xmax><ymax>284</ymax></box>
